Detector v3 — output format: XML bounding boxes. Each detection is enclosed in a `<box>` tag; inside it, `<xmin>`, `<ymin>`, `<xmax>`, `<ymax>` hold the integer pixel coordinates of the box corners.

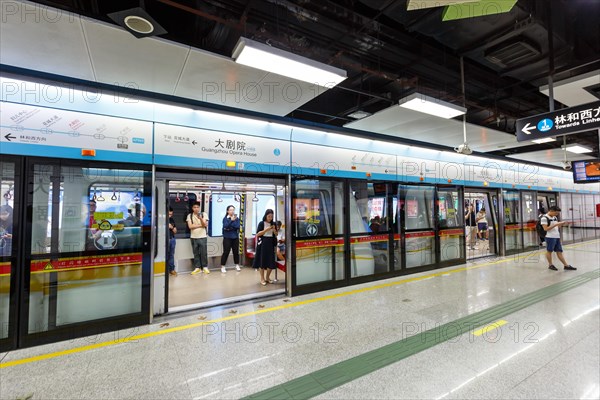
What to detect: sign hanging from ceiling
<box><xmin>515</xmin><ymin>100</ymin><xmax>600</xmax><ymax>142</ymax></box>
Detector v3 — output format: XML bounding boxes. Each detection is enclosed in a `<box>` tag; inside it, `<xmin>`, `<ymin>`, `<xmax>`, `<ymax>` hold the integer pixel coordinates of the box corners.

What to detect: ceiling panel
<box><xmin>174</xmin><ymin>48</ymin><xmax>327</xmax><ymax>116</ymax></box>
<box><xmin>0</xmin><ymin>0</ymin><xmax>94</xmax><ymax>81</ymax></box>
<box><xmin>539</xmin><ymin>70</ymin><xmax>600</xmax><ymax>107</ymax></box>
<box><xmin>507</xmin><ymin>148</ymin><xmax>595</xmax><ymax>168</ymax></box>
<box><xmin>345</xmin><ymin>105</ymin><xmax>532</xmax><ymax>153</ymax></box>
<box><xmin>81</xmin><ymin>18</ymin><xmax>190</xmax><ymax>94</ymax></box>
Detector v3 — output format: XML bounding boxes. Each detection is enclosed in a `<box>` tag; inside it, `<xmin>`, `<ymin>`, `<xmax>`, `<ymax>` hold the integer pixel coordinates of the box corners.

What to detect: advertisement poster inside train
<box><xmin>407</xmin><ymin>199</ymin><xmax>418</xmax><ymax>218</ymax></box>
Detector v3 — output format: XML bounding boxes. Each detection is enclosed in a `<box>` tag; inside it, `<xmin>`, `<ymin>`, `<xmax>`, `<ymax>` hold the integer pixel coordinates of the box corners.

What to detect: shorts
<box><xmin>477</xmin><ymin>223</ymin><xmax>487</xmax><ymax>231</ymax></box>
<box><xmin>277</xmin><ymin>243</ymin><xmax>286</xmax><ymax>253</ymax></box>
<box><xmin>545</xmin><ymin>237</ymin><xmax>563</xmax><ymax>252</ymax></box>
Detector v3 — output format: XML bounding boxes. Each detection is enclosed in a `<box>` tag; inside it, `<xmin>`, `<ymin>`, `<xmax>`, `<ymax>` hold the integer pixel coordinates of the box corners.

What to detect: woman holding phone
<box><xmin>253</xmin><ymin>209</ymin><xmax>277</xmax><ymax>285</ymax></box>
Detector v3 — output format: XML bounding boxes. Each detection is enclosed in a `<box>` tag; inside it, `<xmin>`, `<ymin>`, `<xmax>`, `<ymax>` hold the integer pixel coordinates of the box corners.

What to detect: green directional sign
<box><xmin>442</xmin><ymin>0</ymin><xmax>518</xmax><ymax>21</ymax></box>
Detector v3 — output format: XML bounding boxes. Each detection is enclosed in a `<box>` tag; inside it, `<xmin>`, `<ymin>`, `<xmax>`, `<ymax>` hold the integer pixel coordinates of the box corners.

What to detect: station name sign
<box><xmin>516</xmin><ymin>101</ymin><xmax>600</xmax><ymax>142</ymax></box>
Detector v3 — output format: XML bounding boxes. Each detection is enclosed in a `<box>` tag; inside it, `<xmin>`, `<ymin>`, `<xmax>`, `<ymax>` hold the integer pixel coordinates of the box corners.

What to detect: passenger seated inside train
<box><xmin>276</xmin><ymin>220</ymin><xmax>285</xmax><ymax>261</ymax></box>
<box><xmin>369</xmin><ymin>216</ymin><xmax>381</xmax><ymax>233</ymax></box>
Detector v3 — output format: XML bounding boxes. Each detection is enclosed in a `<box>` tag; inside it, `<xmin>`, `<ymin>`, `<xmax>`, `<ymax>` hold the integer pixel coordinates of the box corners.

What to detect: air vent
<box><xmin>484</xmin><ymin>37</ymin><xmax>541</xmax><ymax>68</ymax></box>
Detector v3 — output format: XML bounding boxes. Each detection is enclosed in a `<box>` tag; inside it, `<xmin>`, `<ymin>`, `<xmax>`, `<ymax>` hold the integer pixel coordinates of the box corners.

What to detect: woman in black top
<box><xmin>253</xmin><ymin>209</ymin><xmax>277</xmax><ymax>285</ymax></box>
<box><xmin>221</xmin><ymin>205</ymin><xmax>241</xmax><ymax>273</ymax></box>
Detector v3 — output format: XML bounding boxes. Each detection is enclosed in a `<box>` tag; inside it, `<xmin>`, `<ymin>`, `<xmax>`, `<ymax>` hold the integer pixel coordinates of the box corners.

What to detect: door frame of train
<box><xmin>436</xmin><ymin>185</ymin><xmax>467</xmax><ymax>268</ymax></box>
<box><xmin>154</xmin><ymin>169</ymin><xmax>288</xmax><ymax>314</ymax></box>
<box><xmin>464</xmin><ymin>187</ymin><xmax>503</xmax><ymax>258</ymax></box>
<box><xmin>0</xmin><ymin>155</ymin><xmax>24</xmax><ymax>352</ymax></box>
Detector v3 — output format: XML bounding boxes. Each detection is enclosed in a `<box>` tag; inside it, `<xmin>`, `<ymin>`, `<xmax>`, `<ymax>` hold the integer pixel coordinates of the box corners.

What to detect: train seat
<box><xmin>245</xmin><ymin>237</ymin><xmax>256</xmax><ymax>265</ymax></box>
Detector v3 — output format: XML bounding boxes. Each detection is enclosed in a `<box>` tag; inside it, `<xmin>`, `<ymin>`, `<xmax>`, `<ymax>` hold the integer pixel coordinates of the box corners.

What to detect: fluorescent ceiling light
<box><xmin>531</xmin><ymin>137</ymin><xmax>556</xmax><ymax>144</ymax></box>
<box><xmin>563</xmin><ymin>144</ymin><xmax>593</xmax><ymax>154</ymax></box>
<box><xmin>398</xmin><ymin>93</ymin><xmax>466</xmax><ymax>119</ymax></box>
<box><xmin>232</xmin><ymin>37</ymin><xmax>347</xmax><ymax>87</ymax></box>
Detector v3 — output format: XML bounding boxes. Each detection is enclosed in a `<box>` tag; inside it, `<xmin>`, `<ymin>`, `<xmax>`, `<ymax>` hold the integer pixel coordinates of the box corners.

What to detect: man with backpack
<box><xmin>539</xmin><ymin>206</ymin><xmax>576</xmax><ymax>271</ymax></box>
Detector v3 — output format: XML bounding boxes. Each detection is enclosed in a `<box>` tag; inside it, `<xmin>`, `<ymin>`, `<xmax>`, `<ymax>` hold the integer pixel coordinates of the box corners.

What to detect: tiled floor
<box><xmin>1</xmin><ymin>240</ymin><xmax>598</xmax><ymax>400</ymax></box>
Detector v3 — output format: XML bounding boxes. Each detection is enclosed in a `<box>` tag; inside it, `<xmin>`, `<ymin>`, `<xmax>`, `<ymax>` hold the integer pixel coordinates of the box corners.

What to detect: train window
<box><xmin>29</xmin><ymin>166</ymin><xmax>148</xmax><ymax>254</ymax></box>
<box><xmin>294</xmin><ymin>179</ymin><xmax>345</xmax><ymax>285</ymax></box>
<box><xmin>400</xmin><ymin>186</ymin><xmax>434</xmax><ymax>230</ymax></box>
<box><xmin>503</xmin><ymin>191</ymin><xmax>520</xmax><ymax>224</ymax></box>
<box><xmin>350</xmin><ymin>181</ymin><xmax>390</xmax><ymax>234</ymax></box>
<box><xmin>30</xmin><ymin>164</ymin><xmax>54</xmax><ymax>254</ymax></box>
<box><xmin>27</xmin><ymin>163</ymin><xmax>150</xmax><ymax>333</ymax></box>
<box><xmin>168</xmin><ymin>192</ymin><xmax>197</xmax><ymax>238</ymax></box>
<box><xmin>209</xmin><ymin>194</ymin><xmax>237</xmax><ymax>237</ymax></box>
<box><xmin>438</xmin><ymin>190</ymin><xmax>460</xmax><ymax>228</ymax></box>
<box><xmin>294</xmin><ymin>180</ymin><xmax>341</xmax><ymax>238</ymax></box>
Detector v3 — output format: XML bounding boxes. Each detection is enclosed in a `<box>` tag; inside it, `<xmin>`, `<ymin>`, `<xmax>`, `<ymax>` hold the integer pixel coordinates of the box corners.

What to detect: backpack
<box><xmin>535</xmin><ymin>215</ymin><xmax>548</xmax><ymax>240</ymax></box>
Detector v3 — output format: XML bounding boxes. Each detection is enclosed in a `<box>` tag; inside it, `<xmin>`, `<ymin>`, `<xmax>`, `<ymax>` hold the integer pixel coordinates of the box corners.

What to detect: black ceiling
<box><xmin>26</xmin><ymin>0</ymin><xmax>600</xmax><ymax>157</ymax></box>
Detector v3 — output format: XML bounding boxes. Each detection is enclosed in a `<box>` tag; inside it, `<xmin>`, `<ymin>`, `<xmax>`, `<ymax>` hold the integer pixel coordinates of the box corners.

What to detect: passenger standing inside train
<box><xmin>187</xmin><ymin>202</ymin><xmax>210</xmax><ymax>275</ymax></box>
<box><xmin>0</xmin><ymin>205</ymin><xmax>14</xmax><ymax>257</ymax></box>
<box><xmin>168</xmin><ymin>207</ymin><xmax>177</xmax><ymax>276</ymax></box>
<box><xmin>85</xmin><ymin>200</ymin><xmax>99</xmax><ymax>251</ymax></box>
<box><xmin>476</xmin><ymin>207</ymin><xmax>488</xmax><ymax>241</ymax></box>
<box><xmin>465</xmin><ymin>204</ymin><xmax>477</xmax><ymax>250</ymax></box>
<box><xmin>542</xmin><ymin>206</ymin><xmax>576</xmax><ymax>271</ymax></box>
<box><xmin>220</xmin><ymin>205</ymin><xmax>241</xmax><ymax>273</ymax></box>
<box><xmin>253</xmin><ymin>209</ymin><xmax>277</xmax><ymax>285</ymax></box>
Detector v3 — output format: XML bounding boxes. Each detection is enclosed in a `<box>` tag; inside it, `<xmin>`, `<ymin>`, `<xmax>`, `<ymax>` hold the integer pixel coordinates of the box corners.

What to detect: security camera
<box><xmin>561</xmin><ymin>161</ymin><xmax>572</xmax><ymax>170</ymax></box>
<box><xmin>454</xmin><ymin>143</ymin><xmax>473</xmax><ymax>155</ymax></box>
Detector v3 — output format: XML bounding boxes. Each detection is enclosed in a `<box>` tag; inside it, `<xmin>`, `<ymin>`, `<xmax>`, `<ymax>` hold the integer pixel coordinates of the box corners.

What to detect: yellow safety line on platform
<box><xmin>472</xmin><ymin>319</ymin><xmax>508</xmax><ymax>336</ymax></box>
<box><xmin>1</xmin><ymin>240</ymin><xmax>597</xmax><ymax>369</ymax></box>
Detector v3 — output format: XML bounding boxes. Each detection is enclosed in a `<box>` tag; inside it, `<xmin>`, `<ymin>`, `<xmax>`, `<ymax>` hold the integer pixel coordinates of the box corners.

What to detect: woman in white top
<box><xmin>253</xmin><ymin>209</ymin><xmax>277</xmax><ymax>285</ymax></box>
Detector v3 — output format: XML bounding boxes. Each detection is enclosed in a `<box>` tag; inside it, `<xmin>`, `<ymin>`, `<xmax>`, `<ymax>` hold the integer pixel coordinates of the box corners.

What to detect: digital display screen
<box><xmin>572</xmin><ymin>160</ymin><xmax>600</xmax><ymax>183</ymax></box>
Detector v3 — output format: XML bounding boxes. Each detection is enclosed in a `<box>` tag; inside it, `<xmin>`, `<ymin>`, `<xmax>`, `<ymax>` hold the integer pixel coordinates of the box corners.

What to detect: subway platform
<box><xmin>1</xmin><ymin>240</ymin><xmax>599</xmax><ymax>400</ymax></box>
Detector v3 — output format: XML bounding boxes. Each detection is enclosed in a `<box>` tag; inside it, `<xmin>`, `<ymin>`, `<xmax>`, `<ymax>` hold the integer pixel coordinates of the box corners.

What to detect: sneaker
<box><xmin>564</xmin><ymin>265</ymin><xmax>577</xmax><ymax>271</ymax></box>
<box><xmin>235</xmin><ymin>265</ymin><xmax>241</xmax><ymax>271</ymax></box>
<box><xmin>203</xmin><ymin>267</ymin><xmax>210</xmax><ymax>274</ymax></box>
<box><xmin>221</xmin><ymin>266</ymin><xmax>227</xmax><ymax>273</ymax></box>
<box><xmin>548</xmin><ymin>265</ymin><xmax>558</xmax><ymax>271</ymax></box>
<box><xmin>191</xmin><ymin>268</ymin><xmax>201</xmax><ymax>275</ymax></box>
<box><xmin>169</xmin><ymin>271</ymin><xmax>177</xmax><ymax>276</ymax></box>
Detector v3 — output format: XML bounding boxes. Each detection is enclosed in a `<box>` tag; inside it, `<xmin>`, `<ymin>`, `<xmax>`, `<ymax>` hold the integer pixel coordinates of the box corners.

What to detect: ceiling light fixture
<box><xmin>232</xmin><ymin>37</ymin><xmax>347</xmax><ymax>87</ymax></box>
<box><xmin>563</xmin><ymin>144</ymin><xmax>593</xmax><ymax>154</ymax></box>
<box><xmin>107</xmin><ymin>7</ymin><xmax>167</xmax><ymax>39</ymax></box>
<box><xmin>347</xmin><ymin>110</ymin><xmax>372</xmax><ymax>119</ymax></box>
<box><xmin>531</xmin><ymin>137</ymin><xmax>556</xmax><ymax>144</ymax></box>
<box><xmin>399</xmin><ymin>93</ymin><xmax>466</xmax><ymax>119</ymax></box>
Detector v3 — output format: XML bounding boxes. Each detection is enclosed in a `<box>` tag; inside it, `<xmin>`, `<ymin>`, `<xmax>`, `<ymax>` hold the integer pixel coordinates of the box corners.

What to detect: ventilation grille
<box><xmin>484</xmin><ymin>37</ymin><xmax>541</xmax><ymax>68</ymax></box>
